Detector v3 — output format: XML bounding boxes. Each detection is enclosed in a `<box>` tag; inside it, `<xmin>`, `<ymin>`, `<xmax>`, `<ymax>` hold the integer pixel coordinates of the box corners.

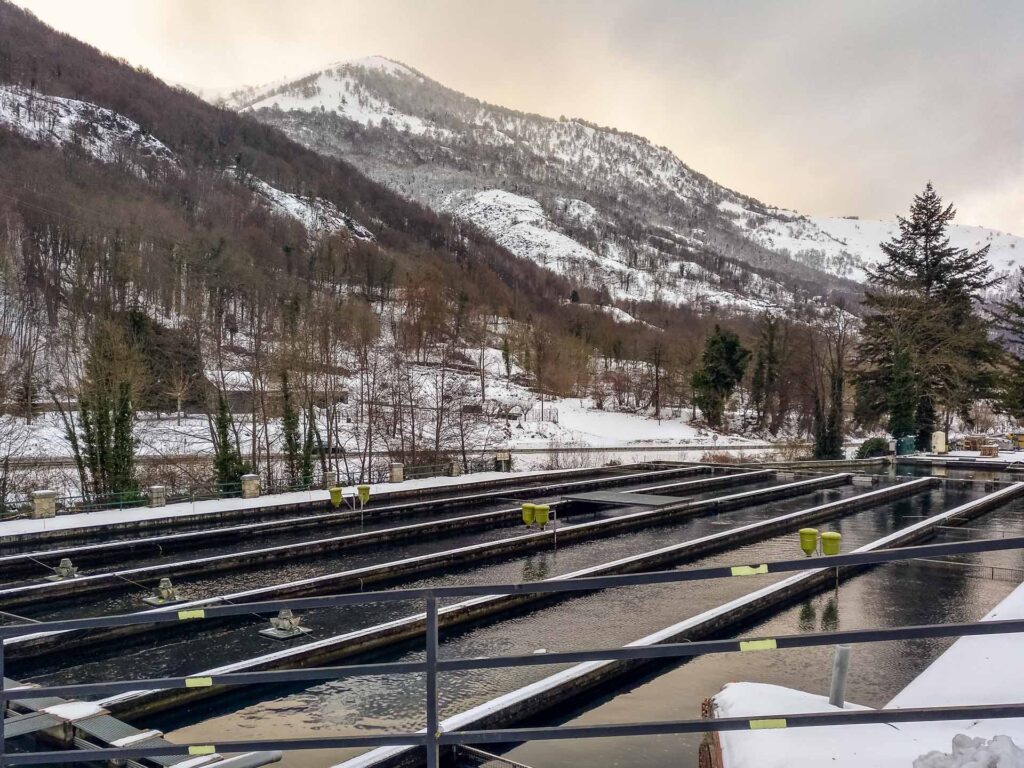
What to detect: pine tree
<box><xmin>993</xmin><ymin>268</ymin><xmax>1024</xmax><ymax>419</ymax></box>
<box><xmin>856</xmin><ymin>183</ymin><xmax>999</xmax><ymax>445</ymax></box>
<box><xmin>887</xmin><ymin>347</ymin><xmax>917</xmax><ymax>438</ymax></box>
<box><xmin>691</xmin><ymin>326</ymin><xmax>750</xmax><ymax>429</ymax></box>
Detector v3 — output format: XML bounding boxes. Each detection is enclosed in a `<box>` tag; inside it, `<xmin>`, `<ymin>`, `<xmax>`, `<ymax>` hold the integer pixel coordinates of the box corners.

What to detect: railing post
<box><xmin>1</xmin><ymin>638</ymin><xmax>6</xmax><ymax>768</ymax></box>
<box><xmin>425</xmin><ymin>593</ymin><xmax>439</xmax><ymax>768</ymax></box>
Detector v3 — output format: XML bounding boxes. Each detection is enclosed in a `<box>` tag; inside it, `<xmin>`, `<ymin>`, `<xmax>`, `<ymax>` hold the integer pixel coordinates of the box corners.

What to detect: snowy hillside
<box><xmin>720</xmin><ymin>201</ymin><xmax>1024</xmax><ymax>281</ymax></box>
<box><xmin>224</xmin><ymin>57</ymin><xmax>859</xmax><ymax>317</ymax></box>
<box><xmin>0</xmin><ymin>82</ymin><xmax>372</xmax><ymax>241</ymax></box>
<box><xmin>221</xmin><ymin>56</ymin><xmax>1024</xmax><ymax>312</ymax></box>
<box><xmin>447</xmin><ymin>189</ymin><xmax>786</xmax><ymax>312</ymax></box>
<box><xmin>0</xmin><ymin>83</ymin><xmax>176</xmax><ymax>172</ymax></box>
<box><xmin>235</xmin><ymin>170</ymin><xmax>375</xmax><ymax>241</ymax></box>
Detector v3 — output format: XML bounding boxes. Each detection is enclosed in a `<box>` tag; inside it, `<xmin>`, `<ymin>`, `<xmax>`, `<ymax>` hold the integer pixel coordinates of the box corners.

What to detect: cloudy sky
<box><xmin>15</xmin><ymin>0</ymin><xmax>1024</xmax><ymax>232</ymax></box>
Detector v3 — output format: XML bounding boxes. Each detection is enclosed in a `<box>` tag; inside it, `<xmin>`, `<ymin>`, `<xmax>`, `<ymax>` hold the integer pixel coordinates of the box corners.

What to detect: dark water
<box><xmin>18</xmin><ymin>479</ymin><xmax>783</xmax><ymax>621</ymax></box>
<box><xmin>2</xmin><ymin>472</ymin><xmax>771</xmax><ymax>593</ymax></box>
<box><xmin>18</xmin><ymin>484</ymin><xmax>855</xmax><ymax>680</ymax></box>
<box><xmin>140</xmin><ymin>485</ymin><xmax>993</xmax><ymax>768</ymax></box>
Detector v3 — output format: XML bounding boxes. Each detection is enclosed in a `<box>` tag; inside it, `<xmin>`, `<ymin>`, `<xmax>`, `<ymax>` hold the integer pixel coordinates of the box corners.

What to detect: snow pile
<box><xmin>230</xmin><ymin>170</ymin><xmax>374</xmax><ymax>240</ymax></box>
<box><xmin>915</xmin><ymin>735</ymin><xmax>1024</xmax><ymax>768</ymax></box>
<box><xmin>0</xmin><ymin>84</ymin><xmax>176</xmax><ymax>171</ymax></box>
<box><xmin>713</xmin><ymin>579</ymin><xmax>1024</xmax><ymax>768</ymax></box>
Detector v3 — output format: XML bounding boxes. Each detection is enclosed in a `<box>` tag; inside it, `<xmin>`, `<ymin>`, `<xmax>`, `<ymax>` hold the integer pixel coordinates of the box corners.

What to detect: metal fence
<box><xmin>4</xmin><ymin>536</ymin><xmax>1024</xmax><ymax>767</ymax></box>
<box><xmin>0</xmin><ymin>455</ymin><xmax>511</xmax><ymax>521</ymax></box>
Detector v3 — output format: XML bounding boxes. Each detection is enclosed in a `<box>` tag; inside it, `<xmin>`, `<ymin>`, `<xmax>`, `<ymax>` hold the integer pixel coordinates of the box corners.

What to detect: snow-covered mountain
<box><xmin>216</xmin><ymin>58</ymin><xmax>861</xmax><ymax>316</ymax></box>
<box><xmin>719</xmin><ymin>200</ymin><xmax>1024</xmax><ymax>282</ymax></box>
<box><xmin>0</xmin><ymin>83</ymin><xmax>371</xmax><ymax>242</ymax></box>
<box><xmin>215</xmin><ymin>56</ymin><xmax>1023</xmax><ymax>313</ymax></box>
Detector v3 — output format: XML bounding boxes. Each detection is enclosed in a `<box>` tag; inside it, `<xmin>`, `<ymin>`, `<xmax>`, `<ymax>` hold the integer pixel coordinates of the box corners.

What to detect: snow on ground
<box><xmin>574</xmin><ymin>303</ymin><xmax>661</xmax><ymax>329</ymax></box>
<box><xmin>714</xmin><ymin>579</ymin><xmax>1024</xmax><ymax>768</ymax></box>
<box><xmin>0</xmin><ymin>84</ymin><xmax>176</xmax><ymax>171</ymax></box>
<box><xmin>229</xmin><ymin>169</ymin><xmax>374</xmax><ymax>241</ymax></box>
<box><xmin>505</xmin><ymin>395</ymin><xmax>754</xmax><ymax>450</ymax></box>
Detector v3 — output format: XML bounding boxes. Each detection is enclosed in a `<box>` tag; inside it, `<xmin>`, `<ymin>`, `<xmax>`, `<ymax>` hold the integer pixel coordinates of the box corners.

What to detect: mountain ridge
<box><xmin>215</xmin><ymin>54</ymin><xmax>1023</xmax><ymax>310</ymax></box>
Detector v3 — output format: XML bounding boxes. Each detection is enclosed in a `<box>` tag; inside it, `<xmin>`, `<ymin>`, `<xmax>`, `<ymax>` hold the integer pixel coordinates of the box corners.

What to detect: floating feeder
<box><xmin>821</xmin><ymin>531</ymin><xmax>842</xmax><ymax>556</ymax></box>
<box><xmin>45</xmin><ymin>558</ymin><xmax>79</xmax><ymax>581</ymax></box>
<box><xmin>260</xmin><ymin>609</ymin><xmax>310</xmax><ymax>640</ymax></box>
<box><xmin>142</xmin><ymin>577</ymin><xmax>184</xmax><ymax>606</ymax></box>
<box><xmin>799</xmin><ymin>528</ymin><xmax>819</xmax><ymax>557</ymax></box>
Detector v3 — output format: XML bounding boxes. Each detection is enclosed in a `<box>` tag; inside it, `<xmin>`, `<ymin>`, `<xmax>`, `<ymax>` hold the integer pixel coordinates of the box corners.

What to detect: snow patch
<box><xmin>447</xmin><ymin>189</ymin><xmax>787</xmax><ymax>313</ymax></box>
<box><xmin>229</xmin><ymin>169</ymin><xmax>374</xmax><ymax>241</ymax></box>
<box><xmin>0</xmin><ymin>84</ymin><xmax>176</xmax><ymax>171</ymax></box>
<box><xmin>915</xmin><ymin>735</ymin><xmax>1024</xmax><ymax>768</ymax></box>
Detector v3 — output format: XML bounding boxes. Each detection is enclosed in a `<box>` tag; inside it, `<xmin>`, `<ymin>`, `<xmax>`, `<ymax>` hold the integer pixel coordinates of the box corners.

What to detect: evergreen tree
<box><xmin>691</xmin><ymin>325</ymin><xmax>750</xmax><ymax>429</ymax></box>
<box><xmin>887</xmin><ymin>347</ymin><xmax>917</xmax><ymax>438</ymax></box>
<box><xmin>111</xmin><ymin>381</ymin><xmax>138</xmax><ymax>494</ymax></box>
<box><xmin>213</xmin><ymin>394</ymin><xmax>250</xmax><ymax>490</ymax></box>
<box><xmin>993</xmin><ymin>268</ymin><xmax>1024</xmax><ymax>419</ymax></box>
<box><xmin>856</xmin><ymin>183</ymin><xmax>999</xmax><ymax>446</ymax></box>
<box><xmin>77</xmin><ymin>322</ymin><xmax>140</xmax><ymax>499</ymax></box>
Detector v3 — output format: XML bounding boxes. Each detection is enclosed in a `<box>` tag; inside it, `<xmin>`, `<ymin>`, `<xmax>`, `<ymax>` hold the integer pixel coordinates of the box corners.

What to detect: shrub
<box><xmin>856</xmin><ymin>437</ymin><xmax>890</xmax><ymax>459</ymax></box>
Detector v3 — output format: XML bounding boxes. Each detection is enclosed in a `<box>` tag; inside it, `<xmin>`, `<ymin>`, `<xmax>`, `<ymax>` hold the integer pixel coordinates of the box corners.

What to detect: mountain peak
<box><xmin>330</xmin><ymin>55</ymin><xmax>417</xmax><ymax>78</ymax></box>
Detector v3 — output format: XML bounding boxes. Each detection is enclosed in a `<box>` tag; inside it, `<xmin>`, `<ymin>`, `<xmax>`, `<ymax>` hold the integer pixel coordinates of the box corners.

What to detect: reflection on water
<box><xmin>148</xmin><ymin>486</ymin><xmax>999</xmax><ymax>768</ymax></box>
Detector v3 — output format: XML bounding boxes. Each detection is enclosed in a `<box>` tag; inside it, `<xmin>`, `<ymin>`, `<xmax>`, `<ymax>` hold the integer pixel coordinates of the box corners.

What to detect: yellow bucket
<box><xmin>522</xmin><ymin>503</ymin><xmax>536</xmax><ymax>526</ymax></box>
<box><xmin>535</xmin><ymin>504</ymin><xmax>550</xmax><ymax>527</ymax></box>
<box><xmin>799</xmin><ymin>528</ymin><xmax>819</xmax><ymax>557</ymax></box>
<box><xmin>821</xmin><ymin>531</ymin><xmax>842</xmax><ymax>556</ymax></box>
<box><xmin>329</xmin><ymin>487</ymin><xmax>343</xmax><ymax>508</ymax></box>
<box><xmin>357</xmin><ymin>484</ymin><xmax>371</xmax><ymax>505</ymax></box>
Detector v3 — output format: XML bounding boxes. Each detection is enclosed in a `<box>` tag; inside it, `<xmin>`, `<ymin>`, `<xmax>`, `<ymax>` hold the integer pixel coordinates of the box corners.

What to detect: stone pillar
<box><xmin>31</xmin><ymin>490</ymin><xmax>57</xmax><ymax>519</ymax></box>
<box><xmin>390</xmin><ymin>462</ymin><xmax>405</xmax><ymax>483</ymax></box>
<box><xmin>148</xmin><ymin>485</ymin><xmax>167</xmax><ymax>507</ymax></box>
<box><xmin>241</xmin><ymin>473</ymin><xmax>261</xmax><ymax>499</ymax></box>
<box><xmin>323</xmin><ymin>470</ymin><xmax>337</xmax><ymax>489</ymax></box>
<box><xmin>448</xmin><ymin>460</ymin><xmax>462</xmax><ymax>477</ymax></box>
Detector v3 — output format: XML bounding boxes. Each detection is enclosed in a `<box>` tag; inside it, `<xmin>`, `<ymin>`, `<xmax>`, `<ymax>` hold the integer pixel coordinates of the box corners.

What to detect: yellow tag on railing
<box><xmin>177</xmin><ymin>609</ymin><xmax>205</xmax><ymax>620</ymax></box>
<box><xmin>185</xmin><ymin>676</ymin><xmax>213</xmax><ymax>688</ymax></box>
<box><xmin>188</xmin><ymin>745</ymin><xmax>216</xmax><ymax>755</ymax></box>
<box><xmin>739</xmin><ymin>638</ymin><xmax>777</xmax><ymax>652</ymax></box>
<box><xmin>749</xmin><ymin>718</ymin><xmax>787</xmax><ymax>730</ymax></box>
<box><xmin>730</xmin><ymin>564</ymin><xmax>768</xmax><ymax>576</ymax></box>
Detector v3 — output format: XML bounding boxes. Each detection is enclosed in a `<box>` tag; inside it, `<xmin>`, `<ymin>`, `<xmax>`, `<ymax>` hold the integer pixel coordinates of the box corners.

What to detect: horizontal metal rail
<box><xmin>8</xmin><ymin>702</ymin><xmax>1024</xmax><ymax>765</ymax></box>
<box><xmin>4</xmin><ymin>531</ymin><xmax>1024</xmax><ymax>767</ymax></box>
<box><xmin>4</xmin><ymin>533</ymin><xmax>1022</xmax><ymax>641</ymax></box>
<box><xmin>7</xmin><ymin>615</ymin><xmax>1024</xmax><ymax>703</ymax></box>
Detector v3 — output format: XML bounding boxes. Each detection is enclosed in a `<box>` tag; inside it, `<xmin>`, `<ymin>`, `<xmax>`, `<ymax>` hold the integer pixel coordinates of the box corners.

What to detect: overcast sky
<box><xmin>15</xmin><ymin>0</ymin><xmax>1024</xmax><ymax>232</ymax></box>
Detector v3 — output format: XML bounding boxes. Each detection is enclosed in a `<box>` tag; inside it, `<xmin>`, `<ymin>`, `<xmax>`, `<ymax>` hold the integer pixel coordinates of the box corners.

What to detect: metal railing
<box><xmin>4</xmin><ymin>535</ymin><xmax>1024</xmax><ymax>767</ymax></box>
